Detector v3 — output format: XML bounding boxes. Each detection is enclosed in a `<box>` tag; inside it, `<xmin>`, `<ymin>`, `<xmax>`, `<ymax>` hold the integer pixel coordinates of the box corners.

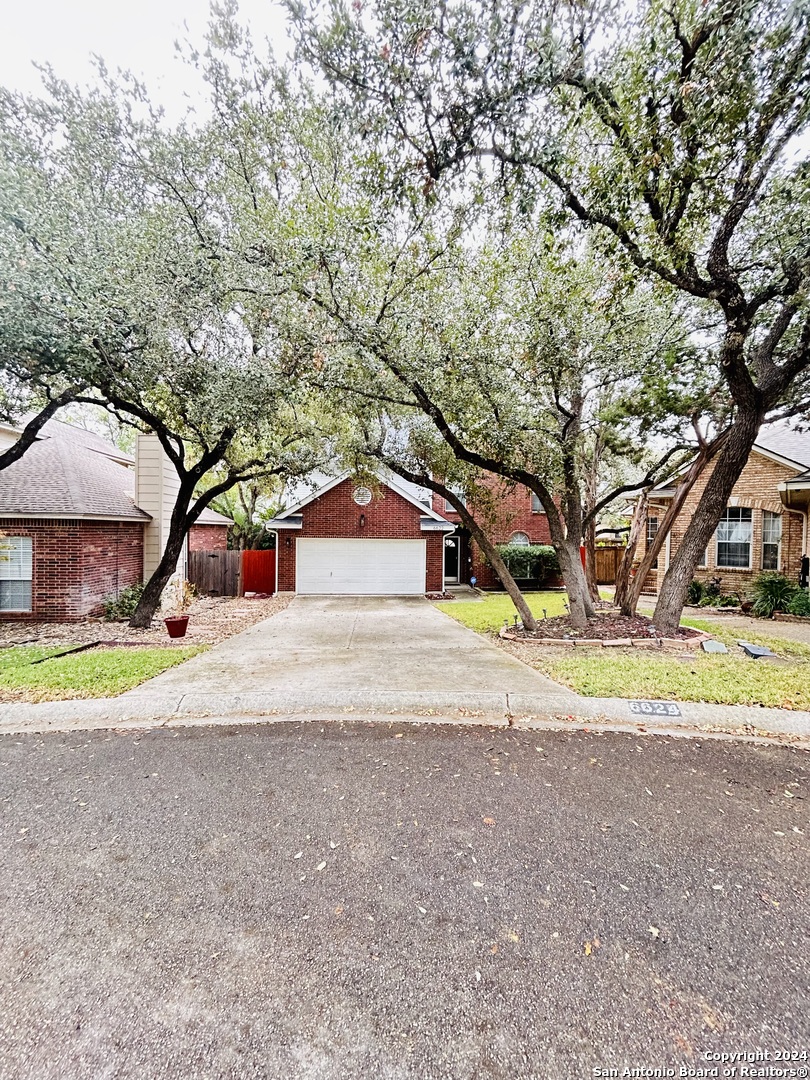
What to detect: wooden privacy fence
<box><xmin>188</xmin><ymin>548</ymin><xmax>276</xmax><ymax>597</ymax></box>
<box><xmin>242</xmin><ymin>549</ymin><xmax>276</xmax><ymax>594</ymax></box>
<box><xmin>595</xmin><ymin>546</ymin><xmax>624</xmax><ymax>585</ymax></box>
<box><xmin>188</xmin><ymin>550</ymin><xmax>241</xmax><ymax>597</ymax></box>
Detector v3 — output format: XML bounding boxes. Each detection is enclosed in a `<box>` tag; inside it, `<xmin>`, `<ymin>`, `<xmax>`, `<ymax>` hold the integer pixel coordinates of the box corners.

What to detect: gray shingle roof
<box><xmin>0</xmin><ymin>420</ymin><xmax>150</xmax><ymax>520</ymax></box>
<box><xmin>755</xmin><ymin>419</ymin><xmax>810</xmax><ymax>469</ymax></box>
<box><xmin>195</xmin><ymin>506</ymin><xmax>232</xmax><ymax>525</ymax></box>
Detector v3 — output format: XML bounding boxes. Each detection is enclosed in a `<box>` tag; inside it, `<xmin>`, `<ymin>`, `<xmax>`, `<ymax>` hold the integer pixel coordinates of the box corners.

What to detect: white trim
<box><xmin>273</xmin><ymin>468</ymin><xmax>451</xmax><ymax>524</ymax></box>
<box><xmin>665</xmin><ymin>530</ymin><xmax>671</xmax><ymax>570</ymax></box>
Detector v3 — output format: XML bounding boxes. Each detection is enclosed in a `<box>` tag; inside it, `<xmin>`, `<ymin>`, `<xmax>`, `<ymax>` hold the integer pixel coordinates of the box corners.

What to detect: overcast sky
<box><xmin>0</xmin><ymin>0</ymin><xmax>292</xmax><ymax>120</ymax></box>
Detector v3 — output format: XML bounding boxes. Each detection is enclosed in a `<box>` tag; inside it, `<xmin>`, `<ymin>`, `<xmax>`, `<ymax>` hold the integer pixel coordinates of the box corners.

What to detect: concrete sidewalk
<box><xmin>0</xmin><ymin>595</ymin><xmax>808</xmax><ymax>745</ymax></box>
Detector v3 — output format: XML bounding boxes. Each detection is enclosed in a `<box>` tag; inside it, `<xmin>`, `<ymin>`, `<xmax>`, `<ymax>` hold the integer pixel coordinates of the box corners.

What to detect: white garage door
<box><xmin>296</xmin><ymin>538</ymin><xmax>427</xmax><ymax>595</ymax></box>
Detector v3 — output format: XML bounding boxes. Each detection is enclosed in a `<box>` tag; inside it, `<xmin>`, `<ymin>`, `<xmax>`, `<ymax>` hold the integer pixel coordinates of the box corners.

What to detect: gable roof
<box><xmin>195</xmin><ymin>505</ymin><xmax>233</xmax><ymax>526</ymax></box>
<box><xmin>752</xmin><ymin>418</ymin><xmax>810</xmax><ymax>470</ymax></box>
<box><xmin>0</xmin><ymin>420</ymin><xmax>150</xmax><ymax>521</ymax></box>
<box><xmin>270</xmin><ymin>467</ymin><xmax>450</xmax><ymax>524</ymax></box>
<box><xmin>645</xmin><ymin>417</ymin><xmax>810</xmax><ymax>498</ymax></box>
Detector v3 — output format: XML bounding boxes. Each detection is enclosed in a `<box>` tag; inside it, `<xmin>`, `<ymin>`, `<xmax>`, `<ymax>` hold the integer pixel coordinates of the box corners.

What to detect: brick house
<box><xmin>266</xmin><ymin>469</ymin><xmax>552</xmax><ymax>594</ymax></box>
<box><xmin>0</xmin><ymin>421</ymin><xmax>231</xmax><ymax>620</ymax></box>
<box><xmin>635</xmin><ymin>420</ymin><xmax>810</xmax><ymax>595</ymax></box>
<box><xmin>428</xmin><ymin>482</ymin><xmax>553</xmax><ymax>589</ymax></box>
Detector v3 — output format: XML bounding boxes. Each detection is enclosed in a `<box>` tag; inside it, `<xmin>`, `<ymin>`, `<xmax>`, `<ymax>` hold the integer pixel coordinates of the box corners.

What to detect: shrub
<box><xmin>787</xmin><ymin>590</ymin><xmax>810</xmax><ymax>618</ymax></box>
<box><xmin>495</xmin><ymin>543</ymin><xmax>560</xmax><ymax>582</ymax></box>
<box><xmin>102</xmin><ymin>582</ymin><xmax>145</xmax><ymax>621</ymax></box>
<box><xmin>686</xmin><ymin>580</ymin><xmax>705</xmax><ymax>605</ymax></box>
<box><xmin>750</xmin><ymin>572</ymin><xmax>798</xmax><ymax>618</ymax></box>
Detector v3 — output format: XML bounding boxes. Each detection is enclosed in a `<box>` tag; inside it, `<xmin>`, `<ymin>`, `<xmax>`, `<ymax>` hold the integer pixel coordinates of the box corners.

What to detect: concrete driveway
<box><xmin>124</xmin><ymin>596</ymin><xmax>580</xmax><ymax>717</ymax></box>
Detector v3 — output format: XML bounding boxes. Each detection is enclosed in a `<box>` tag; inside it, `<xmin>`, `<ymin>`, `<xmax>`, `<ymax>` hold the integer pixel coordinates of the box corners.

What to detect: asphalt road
<box><xmin>1</xmin><ymin>722</ymin><xmax>808</xmax><ymax>1080</ymax></box>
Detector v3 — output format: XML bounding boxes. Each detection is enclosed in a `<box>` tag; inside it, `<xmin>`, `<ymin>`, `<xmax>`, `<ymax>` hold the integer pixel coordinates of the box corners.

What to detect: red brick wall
<box><xmin>636</xmin><ymin>450</ymin><xmax>806</xmax><ymax>594</ymax></box>
<box><xmin>432</xmin><ymin>482</ymin><xmax>554</xmax><ymax>587</ymax></box>
<box><xmin>188</xmin><ymin>524</ymin><xmax>229</xmax><ymax>552</ymax></box>
<box><xmin>276</xmin><ymin>479</ymin><xmax>444</xmax><ymax>592</ymax></box>
<box><xmin>0</xmin><ymin>518</ymin><xmax>143</xmax><ymax>621</ymax></box>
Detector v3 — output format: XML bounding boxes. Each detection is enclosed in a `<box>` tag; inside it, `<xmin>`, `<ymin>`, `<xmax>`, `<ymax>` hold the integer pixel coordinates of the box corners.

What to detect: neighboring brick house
<box><xmin>0</xmin><ymin>421</ymin><xmax>232</xmax><ymax>620</ymax></box>
<box><xmin>429</xmin><ymin>483</ymin><xmax>553</xmax><ymax>588</ymax></box>
<box><xmin>187</xmin><ymin>519</ymin><xmax>231</xmax><ymax>552</ymax></box>
<box><xmin>635</xmin><ymin>420</ymin><xmax>810</xmax><ymax>595</ymax></box>
<box><xmin>266</xmin><ymin>469</ymin><xmax>552</xmax><ymax>594</ymax></box>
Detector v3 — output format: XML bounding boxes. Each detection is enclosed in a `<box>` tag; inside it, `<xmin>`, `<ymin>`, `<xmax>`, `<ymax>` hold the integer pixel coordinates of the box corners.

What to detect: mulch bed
<box><xmin>507</xmin><ymin>612</ymin><xmax>703</xmax><ymax>643</ymax></box>
<box><xmin>0</xmin><ymin>594</ymin><xmax>292</xmax><ymax>649</ymax></box>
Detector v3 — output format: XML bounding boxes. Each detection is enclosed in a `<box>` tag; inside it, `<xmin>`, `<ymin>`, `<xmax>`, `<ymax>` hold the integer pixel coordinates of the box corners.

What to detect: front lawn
<box><xmin>530</xmin><ymin>649</ymin><xmax>810</xmax><ymax>710</ymax></box>
<box><xmin>437</xmin><ymin>594</ymin><xmax>810</xmax><ymax>710</ymax></box>
<box><xmin>436</xmin><ymin>591</ymin><xmax>604</xmax><ymax>633</ymax></box>
<box><xmin>0</xmin><ymin>645</ymin><xmax>206</xmax><ymax>702</ymax></box>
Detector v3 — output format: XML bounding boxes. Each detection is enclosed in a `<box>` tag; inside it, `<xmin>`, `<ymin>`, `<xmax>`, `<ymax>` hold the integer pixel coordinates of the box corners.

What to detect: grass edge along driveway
<box><xmin>435</xmin><ymin>592</ymin><xmax>810</xmax><ymax>710</ymax></box>
<box><xmin>0</xmin><ymin>645</ymin><xmax>206</xmax><ymax>703</ymax></box>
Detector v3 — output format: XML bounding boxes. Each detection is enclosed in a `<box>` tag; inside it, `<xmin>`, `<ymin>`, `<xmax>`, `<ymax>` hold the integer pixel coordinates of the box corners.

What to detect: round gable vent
<box><xmin>352</xmin><ymin>486</ymin><xmax>373</xmax><ymax>506</ymax></box>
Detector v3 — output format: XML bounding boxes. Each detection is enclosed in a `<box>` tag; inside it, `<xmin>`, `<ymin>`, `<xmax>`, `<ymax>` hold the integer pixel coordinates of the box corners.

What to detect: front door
<box><xmin>444</xmin><ymin>536</ymin><xmax>460</xmax><ymax>584</ymax></box>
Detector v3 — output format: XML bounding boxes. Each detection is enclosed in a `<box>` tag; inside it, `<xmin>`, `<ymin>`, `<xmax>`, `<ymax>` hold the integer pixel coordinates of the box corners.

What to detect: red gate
<box><xmin>241</xmin><ymin>549</ymin><xmax>276</xmax><ymax>595</ymax></box>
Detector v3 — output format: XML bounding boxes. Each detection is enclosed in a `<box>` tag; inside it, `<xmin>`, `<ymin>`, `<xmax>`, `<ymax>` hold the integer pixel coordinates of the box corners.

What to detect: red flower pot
<box><xmin>164</xmin><ymin>615</ymin><xmax>190</xmax><ymax>638</ymax></box>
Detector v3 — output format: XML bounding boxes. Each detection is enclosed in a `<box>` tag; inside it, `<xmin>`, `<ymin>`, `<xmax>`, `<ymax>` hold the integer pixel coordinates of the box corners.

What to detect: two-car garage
<box><xmin>296</xmin><ymin>538</ymin><xmax>427</xmax><ymax>595</ymax></box>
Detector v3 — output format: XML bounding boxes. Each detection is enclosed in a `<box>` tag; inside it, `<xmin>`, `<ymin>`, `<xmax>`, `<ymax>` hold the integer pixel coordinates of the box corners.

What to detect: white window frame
<box><xmin>530</xmin><ymin>492</ymin><xmax>546</xmax><ymax>514</ymax></box>
<box><xmin>762</xmin><ymin>510</ymin><xmax>782</xmax><ymax>571</ymax></box>
<box><xmin>646</xmin><ymin>515</ymin><xmax>659</xmax><ymax>570</ymax></box>
<box><xmin>509</xmin><ymin>532</ymin><xmax>531</xmax><ymax>546</ymax></box>
<box><xmin>444</xmin><ymin>488</ymin><xmax>466</xmax><ymax>513</ymax></box>
<box><xmin>0</xmin><ymin>536</ymin><xmax>33</xmax><ymax>612</ymax></box>
<box><xmin>716</xmin><ymin>507</ymin><xmax>753</xmax><ymax>570</ymax></box>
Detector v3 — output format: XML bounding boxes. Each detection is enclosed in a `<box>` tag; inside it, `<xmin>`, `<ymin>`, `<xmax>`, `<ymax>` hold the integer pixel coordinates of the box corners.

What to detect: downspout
<box><xmin>268</xmin><ymin>530</ymin><xmax>279</xmax><ymax>596</ymax></box>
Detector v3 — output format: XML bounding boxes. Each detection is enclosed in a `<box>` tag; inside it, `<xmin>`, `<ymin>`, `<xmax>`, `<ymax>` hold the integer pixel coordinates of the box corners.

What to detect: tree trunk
<box><xmin>129</xmin><ymin>515</ymin><xmax>191</xmax><ymax>628</ymax></box>
<box><xmin>653</xmin><ymin>416</ymin><xmax>763</xmax><ymax>634</ymax></box>
<box><xmin>584</xmin><ymin>516</ymin><xmax>600</xmax><ymax>603</ymax></box>
<box><xmin>614</xmin><ymin>491</ymin><xmax>648</xmax><ymax>611</ymax></box>
<box><xmin>454</xmin><ymin>505</ymin><xmax>538</xmax><ymax>631</ymax></box>
<box><xmin>621</xmin><ymin>436</ymin><xmax>726</xmax><ymax>617</ymax></box>
<box><xmin>557</xmin><ymin>539</ymin><xmax>594</xmax><ymax>629</ymax></box>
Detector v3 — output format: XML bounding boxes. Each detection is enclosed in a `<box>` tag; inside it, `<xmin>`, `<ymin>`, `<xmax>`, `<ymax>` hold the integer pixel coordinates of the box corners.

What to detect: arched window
<box><xmin>510</xmin><ymin>532</ymin><xmax>530</xmax><ymax>546</ymax></box>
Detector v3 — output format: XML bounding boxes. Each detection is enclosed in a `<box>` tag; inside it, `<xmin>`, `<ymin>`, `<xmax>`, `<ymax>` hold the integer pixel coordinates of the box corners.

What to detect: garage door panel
<box><xmin>297</xmin><ymin>539</ymin><xmax>426</xmax><ymax>594</ymax></box>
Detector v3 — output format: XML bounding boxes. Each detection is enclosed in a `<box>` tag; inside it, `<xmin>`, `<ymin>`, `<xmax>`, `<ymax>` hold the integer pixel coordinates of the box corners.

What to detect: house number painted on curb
<box><xmin>629</xmin><ymin>700</ymin><xmax>682</xmax><ymax>717</ymax></box>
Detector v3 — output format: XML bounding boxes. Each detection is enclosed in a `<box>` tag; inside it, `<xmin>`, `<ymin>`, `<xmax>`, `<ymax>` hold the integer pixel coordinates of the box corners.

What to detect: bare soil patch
<box><xmin>0</xmin><ymin>594</ymin><xmax>292</xmax><ymax>649</ymax></box>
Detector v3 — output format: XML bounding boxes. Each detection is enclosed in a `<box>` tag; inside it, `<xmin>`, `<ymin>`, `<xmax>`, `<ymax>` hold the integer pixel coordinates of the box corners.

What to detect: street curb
<box><xmin>0</xmin><ymin>690</ymin><xmax>809</xmax><ymax>749</ymax></box>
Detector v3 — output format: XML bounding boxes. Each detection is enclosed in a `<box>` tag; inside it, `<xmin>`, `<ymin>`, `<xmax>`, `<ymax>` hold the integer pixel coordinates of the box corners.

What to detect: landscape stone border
<box><xmin>499</xmin><ymin>626</ymin><xmax>713</xmax><ymax>650</ymax></box>
<box><xmin>773</xmin><ymin>612</ymin><xmax>810</xmax><ymax>624</ymax></box>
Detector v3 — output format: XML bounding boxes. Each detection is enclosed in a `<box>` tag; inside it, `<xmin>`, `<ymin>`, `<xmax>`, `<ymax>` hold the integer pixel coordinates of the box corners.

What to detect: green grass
<box><xmin>680</xmin><ymin>618</ymin><xmax>810</xmax><ymax>660</ymax></box>
<box><xmin>436</xmin><ymin>590</ymin><xmax>606</xmax><ymax>633</ymax></box>
<box><xmin>436</xmin><ymin>592</ymin><xmax>810</xmax><ymax>710</ymax></box>
<box><xmin>0</xmin><ymin>645</ymin><xmax>206</xmax><ymax>702</ymax></box>
<box><xmin>530</xmin><ymin>650</ymin><xmax>810</xmax><ymax>710</ymax></box>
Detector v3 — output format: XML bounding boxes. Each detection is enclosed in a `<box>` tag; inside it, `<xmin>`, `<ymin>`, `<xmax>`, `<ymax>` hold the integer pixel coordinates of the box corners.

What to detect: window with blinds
<box><xmin>0</xmin><ymin>537</ymin><xmax>32</xmax><ymax>612</ymax></box>
<box><xmin>762</xmin><ymin>511</ymin><xmax>782</xmax><ymax>570</ymax></box>
<box><xmin>716</xmin><ymin>508</ymin><xmax>752</xmax><ymax>569</ymax></box>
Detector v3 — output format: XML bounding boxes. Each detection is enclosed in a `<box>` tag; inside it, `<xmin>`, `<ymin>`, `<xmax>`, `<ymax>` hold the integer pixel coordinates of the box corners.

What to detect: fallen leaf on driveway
<box><xmin>293</xmin><ymin>851</ymin><xmax>303</xmax><ymax>860</ymax></box>
<box><xmin>482</xmin><ymin>817</ymin><xmax>496</xmax><ymax>826</ymax></box>
<box><xmin>316</xmin><ymin>861</ymin><xmax>327</xmax><ymax>871</ymax></box>
<box><xmin>473</xmin><ymin>881</ymin><xmax>484</xmax><ymax>889</ymax></box>
<box><xmin>648</xmin><ymin>925</ymin><xmax>660</xmax><ymax>939</ymax></box>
